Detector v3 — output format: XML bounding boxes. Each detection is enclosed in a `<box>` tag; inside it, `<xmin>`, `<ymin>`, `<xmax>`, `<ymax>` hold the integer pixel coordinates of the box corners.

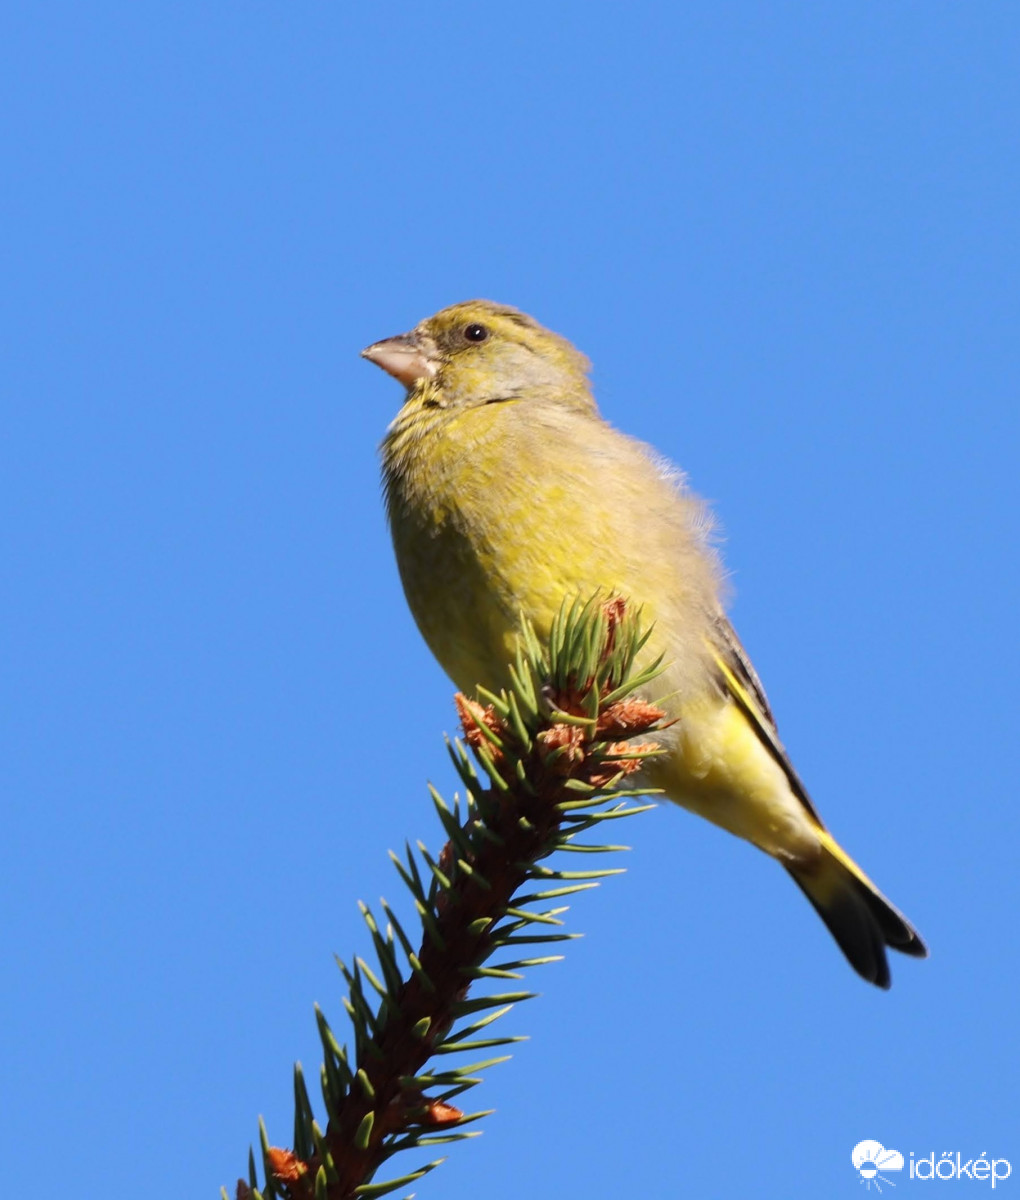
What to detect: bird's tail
<box><xmin>787</xmin><ymin>832</ymin><xmax>927</xmax><ymax>988</ymax></box>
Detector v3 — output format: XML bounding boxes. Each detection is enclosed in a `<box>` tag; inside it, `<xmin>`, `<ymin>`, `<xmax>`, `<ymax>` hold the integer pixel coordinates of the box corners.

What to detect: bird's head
<box><xmin>362</xmin><ymin>300</ymin><xmax>593</xmax><ymax>411</ymax></box>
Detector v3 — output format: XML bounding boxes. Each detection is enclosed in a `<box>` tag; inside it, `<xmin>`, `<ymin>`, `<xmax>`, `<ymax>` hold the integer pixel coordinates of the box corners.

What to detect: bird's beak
<box><xmin>361</xmin><ymin>332</ymin><xmax>437</xmax><ymax>387</ymax></box>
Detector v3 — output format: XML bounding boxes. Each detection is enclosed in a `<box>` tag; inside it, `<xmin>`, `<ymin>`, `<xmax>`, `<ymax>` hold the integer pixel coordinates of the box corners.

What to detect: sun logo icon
<box><xmin>852</xmin><ymin>1140</ymin><xmax>905</xmax><ymax>1192</ymax></box>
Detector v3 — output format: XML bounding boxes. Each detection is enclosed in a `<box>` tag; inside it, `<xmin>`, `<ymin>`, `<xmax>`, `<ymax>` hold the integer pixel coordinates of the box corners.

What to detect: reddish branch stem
<box><xmin>240</xmin><ymin>643</ymin><xmax>663</xmax><ymax>1200</ymax></box>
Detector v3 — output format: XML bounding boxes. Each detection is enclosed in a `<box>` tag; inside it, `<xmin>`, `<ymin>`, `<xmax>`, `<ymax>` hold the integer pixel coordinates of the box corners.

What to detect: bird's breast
<box><xmin>382</xmin><ymin>401</ymin><xmax>720</xmax><ymax>701</ymax></box>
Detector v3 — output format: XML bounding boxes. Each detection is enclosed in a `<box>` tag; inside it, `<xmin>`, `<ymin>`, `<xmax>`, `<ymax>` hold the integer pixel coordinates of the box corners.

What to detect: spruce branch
<box><xmin>227</xmin><ymin>597</ymin><xmax>666</xmax><ymax>1200</ymax></box>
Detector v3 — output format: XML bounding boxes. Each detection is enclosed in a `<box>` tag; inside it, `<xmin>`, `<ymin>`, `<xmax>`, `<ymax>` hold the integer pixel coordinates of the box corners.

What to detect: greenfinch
<box><xmin>364</xmin><ymin>300</ymin><xmax>926</xmax><ymax>988</ymax></box>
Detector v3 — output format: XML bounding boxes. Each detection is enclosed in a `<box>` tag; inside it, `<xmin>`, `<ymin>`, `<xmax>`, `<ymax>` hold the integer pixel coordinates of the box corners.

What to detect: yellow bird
<box><xmin>363</xmin><ymin>300</ymin><xmax>927</xmax><ymax>988</ymax></box>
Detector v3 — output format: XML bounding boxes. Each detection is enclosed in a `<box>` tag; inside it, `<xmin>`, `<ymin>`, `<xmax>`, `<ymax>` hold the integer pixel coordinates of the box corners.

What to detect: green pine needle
<box><xmin>232</xmin><ymin>596</ymin><xmax>663</xmax><ymax>1200</ymax></box>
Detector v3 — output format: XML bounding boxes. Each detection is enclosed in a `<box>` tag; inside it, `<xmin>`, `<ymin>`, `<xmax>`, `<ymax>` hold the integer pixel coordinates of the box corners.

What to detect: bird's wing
<box><xmin>708</xmin><ymin>613</ymin><xmax>825</xmax><ymax>828</ymax></box>
<box><xmin>711</xmin><ymin>612</ymin><xmax>777</xmax><ymax>727</ymax></box>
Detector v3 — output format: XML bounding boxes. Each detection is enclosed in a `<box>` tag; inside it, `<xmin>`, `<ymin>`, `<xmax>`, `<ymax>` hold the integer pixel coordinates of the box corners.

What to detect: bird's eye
<box><xmin>463</xmin><ymin>322</ymin><xmax>489</xmax><ymax>343</ymax></box>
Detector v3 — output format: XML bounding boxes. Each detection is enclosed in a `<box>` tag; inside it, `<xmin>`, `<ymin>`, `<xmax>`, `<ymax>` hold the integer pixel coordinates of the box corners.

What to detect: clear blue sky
<box><xmin>2</xmin><ymin>4</ymin><xmax>1017</xmax><ymax>1197</ymax></box>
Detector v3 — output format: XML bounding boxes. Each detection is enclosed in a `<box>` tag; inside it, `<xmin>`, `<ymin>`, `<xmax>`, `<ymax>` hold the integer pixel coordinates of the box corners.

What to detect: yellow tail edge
<box><xmin>788</xmin><ymin>833</ymin><xmax>928</xmax><ymax>989</ymax></box>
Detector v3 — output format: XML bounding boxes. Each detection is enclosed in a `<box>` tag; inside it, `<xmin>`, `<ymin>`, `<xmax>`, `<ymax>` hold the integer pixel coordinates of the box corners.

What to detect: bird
<box><xmin>363</xmin><ymin>299</ymin><xmax>927</xmax><ymax>988</ymax></box>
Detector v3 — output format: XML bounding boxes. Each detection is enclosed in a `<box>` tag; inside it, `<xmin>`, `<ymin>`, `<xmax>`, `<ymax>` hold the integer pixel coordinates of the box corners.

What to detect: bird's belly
<box><xmin>652</xmin><ymin>697</ymin><xmax>819</xmax><ymax>862</ymax></box>
<box><xmin>392</xmin><ymin>515</ymin><xmax>552</xmax><ymax>693</ymax></box>
<box><xmin>392</xmin><ymin>497</ymin><xmax>640</xmax><ymax>694</ymax></box>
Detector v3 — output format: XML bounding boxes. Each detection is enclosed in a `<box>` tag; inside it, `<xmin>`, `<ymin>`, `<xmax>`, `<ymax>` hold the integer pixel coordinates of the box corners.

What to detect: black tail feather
<box><xmin>787</xmin><ymin>849</ymin><xmax>927</xmax><ymax>988</ymax></box>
